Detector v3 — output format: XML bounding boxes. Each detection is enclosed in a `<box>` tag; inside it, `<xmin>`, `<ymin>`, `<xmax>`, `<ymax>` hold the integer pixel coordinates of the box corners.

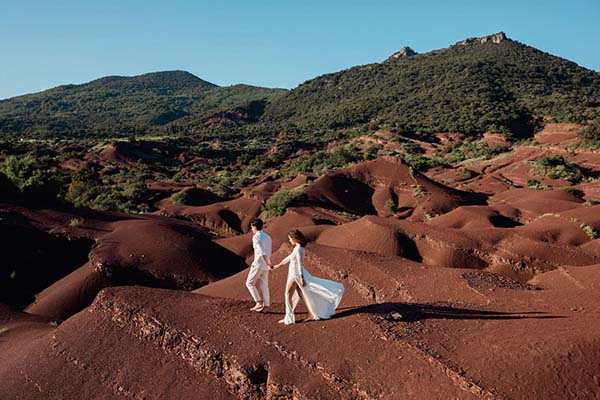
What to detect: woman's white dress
<box><xmin>280</xmin><ymin>245</ymin><xmax>344</xmax><ymax>325</ymax></box>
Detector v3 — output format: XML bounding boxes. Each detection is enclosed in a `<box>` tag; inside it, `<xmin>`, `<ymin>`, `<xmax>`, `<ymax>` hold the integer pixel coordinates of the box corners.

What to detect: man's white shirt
<box><xmin>252</xmin><ymin>230</ymin><xmax>272</xmax><ymax>270</ymax></box>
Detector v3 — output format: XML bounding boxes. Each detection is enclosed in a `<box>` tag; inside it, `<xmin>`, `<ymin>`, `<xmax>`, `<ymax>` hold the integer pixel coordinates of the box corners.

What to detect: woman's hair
<box><xmin>288</xmin><ymin>229</ymin><xmax>309</xmax><ymax>247</ymax></box>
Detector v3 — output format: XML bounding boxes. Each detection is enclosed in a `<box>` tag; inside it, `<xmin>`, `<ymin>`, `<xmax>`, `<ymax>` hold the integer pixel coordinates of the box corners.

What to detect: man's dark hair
<box><xmin>250</xmin><ymin>218</ymin><xmax>263</xmax><ymax>230</ymax></box>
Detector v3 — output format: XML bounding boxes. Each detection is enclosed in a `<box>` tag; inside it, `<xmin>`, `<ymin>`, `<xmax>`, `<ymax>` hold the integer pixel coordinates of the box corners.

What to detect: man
<box><xmin>246</xmin><ymin>218</ymin><xmax>272</xmax><ymax>312</ymax></box>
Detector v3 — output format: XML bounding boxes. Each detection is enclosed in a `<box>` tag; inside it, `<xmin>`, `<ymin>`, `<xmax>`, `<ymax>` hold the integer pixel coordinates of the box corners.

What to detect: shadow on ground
<box><xmin>332</xmin><ymin>302</ymin><xmax>565</xmax><ymax>322</ymax></box>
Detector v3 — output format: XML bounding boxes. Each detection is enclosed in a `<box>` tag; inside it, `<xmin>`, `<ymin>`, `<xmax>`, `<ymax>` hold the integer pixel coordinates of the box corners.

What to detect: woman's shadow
<box><xmin>332</xmin><ymin>302</ymin><xmax>564</xmax><ymax>322</ymax></box>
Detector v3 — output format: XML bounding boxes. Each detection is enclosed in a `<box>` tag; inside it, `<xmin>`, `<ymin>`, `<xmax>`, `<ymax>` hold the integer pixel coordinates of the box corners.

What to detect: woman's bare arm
<box><xmin>273</xmin><ymin>252</ymin><xmax>293</xmax><ymax>269</ymax></box>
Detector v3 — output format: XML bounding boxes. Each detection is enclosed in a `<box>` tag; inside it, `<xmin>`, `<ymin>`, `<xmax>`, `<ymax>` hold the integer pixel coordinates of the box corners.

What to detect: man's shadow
<box><xmin>332</xmin><ymin>302</ymin><xmax>564</xmax><ymax>322</ymax></box>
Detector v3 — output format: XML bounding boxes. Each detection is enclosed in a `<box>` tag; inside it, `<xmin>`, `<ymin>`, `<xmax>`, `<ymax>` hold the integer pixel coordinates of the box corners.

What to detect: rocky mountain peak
<box><xmin>457</xmin><ymin>32</ymin><xmax>508</xmax><ymax>46</ymax></box>
<box><xmin>388</xmin><ymin>46</ymin><xmax>418</xmax><ymax>60</ymax></box>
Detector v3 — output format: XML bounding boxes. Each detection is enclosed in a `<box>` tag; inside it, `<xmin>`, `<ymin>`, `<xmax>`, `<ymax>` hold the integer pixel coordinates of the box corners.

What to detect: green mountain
<box><xmin>0</xmin><ymin>70</ymin><xmax>286</xmax><ymax>136</ymax></box>
<box><xmin>2</xmin><ymin>33</ymin><xmax>599</xmax><ymax>139</ymax></box>
<box><xmin>262</xmin><ymin>32</ymin><xmax>600</xmax><ymax>137</ymax></box>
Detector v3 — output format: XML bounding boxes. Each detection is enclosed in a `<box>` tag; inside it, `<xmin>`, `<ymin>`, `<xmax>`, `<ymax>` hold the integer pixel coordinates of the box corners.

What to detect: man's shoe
<box><xmin>252</xmin><ymin>305</ymin><xmax>265</xmax><ymax>312</ymax></box>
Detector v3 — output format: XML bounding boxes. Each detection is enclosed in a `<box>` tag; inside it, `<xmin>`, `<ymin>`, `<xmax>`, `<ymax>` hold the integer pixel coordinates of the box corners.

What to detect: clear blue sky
<box><xmin>1</xmin><ymin>0</ymin><xmax>599</xmax><ymax>99</ymax></box>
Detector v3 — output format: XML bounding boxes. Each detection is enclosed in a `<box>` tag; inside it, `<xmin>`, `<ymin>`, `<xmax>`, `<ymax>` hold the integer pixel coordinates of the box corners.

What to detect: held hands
<box><xmin>299</xmin><ymin>276</ymin><xmax>306</xmax><ymax>287</ymax></box>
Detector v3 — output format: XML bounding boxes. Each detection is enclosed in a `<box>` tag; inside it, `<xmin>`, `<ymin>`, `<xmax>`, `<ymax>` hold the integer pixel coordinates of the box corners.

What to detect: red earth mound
<box><xmin>158</xmin><ymin>195</ymin><xmax>263</xmax><ymax>235</ymax></box>
<box><xmin>3</xmin><ymin>207</ymin><xmax>247</xmax><ymax>321</ymax></box>
<box><xmin>279</xmin><ymin>174</ymin><xmax>311</xmax><ymax>190</ymax></box>
<box><xmin>489</xmin><ymin>187</ymin><xmax>585</xmax><ymax>220</ymax></box>
<box><xmin>303</xmin><ymin>156</ymin><xmax>487</xmax><ymax>220</ymax></box>
<box><xmin>25</xmin><ymin>262</ymin><xmax>111</xmax><ymax>321</ymax></box>
<box><xmin>152</xmin><ymin>185</ymin><xmax>223</xmax><ymax>209</ymax></box>
<box><xmin>314</xmin><ymin>216</ymin><xmax>488</xmax><ymax>269</ymax></box>
<box><xmin>425</xmin><ymin>205</ymin><xmax>522</xmax><ymax>229</ymax></box>
<box><xmin>3</xmin><ymin>141</ymin><xmax>600</xmax><ymax>399</ymax></box>
<box><xmin>313</xmin><ymin>214</ymin><xmax>600</xmax><ymax>281</ymax></box>
<box><xmin>0</xmin><ymin>209</ymin><xmax>94</xmax><ymax>309</ymax></box>
<box><xmin>534</xmin><ymin>122</ymin><xmax>582</xmax><ymax>145</ymax></box>
<box><xmin>215</xmin><ymin>206</ymin><xmax>342</xmax><ymax>263</ymax></box>
<box><xmin>240</xmin><ymin>175</ymin><xmax>283</xmax><ymax>202</ymax></box>
<box><xmin>92</xmin><ymin>140</ymin><xmax>178</xmax><ymax>165</ymax></box>
<box><xmin>88</xmin><ymin>218</ymin><xmax>247</xmax><ymax>288</ymax></box>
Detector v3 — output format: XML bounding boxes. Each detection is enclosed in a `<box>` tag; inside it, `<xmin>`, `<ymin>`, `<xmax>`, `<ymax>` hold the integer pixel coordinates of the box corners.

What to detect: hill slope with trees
<box><xmin>0</xmin><ymin>70</ymin><xmax>286</xmax><ymax>136</ymax></box>
<box><xmin>263</xmin><ymin>32</ymin><xmax>600</xmax><ymax>137</ymax></box>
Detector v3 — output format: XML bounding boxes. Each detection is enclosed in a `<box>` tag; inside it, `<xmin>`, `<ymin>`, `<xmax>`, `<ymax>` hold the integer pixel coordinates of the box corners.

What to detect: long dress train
<box><xmin>280</xmin><ymin>245</ymin><xmax>344</xmax><ymax>325</ymax></box>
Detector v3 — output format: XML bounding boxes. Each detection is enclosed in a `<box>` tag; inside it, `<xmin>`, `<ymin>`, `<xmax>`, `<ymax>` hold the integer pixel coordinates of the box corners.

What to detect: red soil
<box><xmin>481</xmin><ymin>132</ymin><xmax>510</xmax><ymax>147</ymax></box>
<box><xmin>279</xmin><ymin>174</ymin><xmax>311</xmax><ymax>190</ymax></box>
<box><xmin>303</xmin><ymin>156</ymin><xmax>486</xmax><ymax>220</ymax></box>
<box><xmin>25</xmin><ymin>262</ymin><xmax>111</xmax><ymax>321</ymax></box>
<box><xmin>1</xmin><ymin>207</ymin><xmax>246</xmax><ymax>321</ymax></box>
<box><xmin>157</xmin><ymin>196</ymin><xmax>263</xmax><ymax>235</ymax></box>
<box><xmin>534</xmin><ymin>123</ymin><xmax>583</xmax><ymax>146</ymax></box>
<box><xmin>489</xmin><ymin>188</ymin><xmax>584</xmax><ymax>220</ymax></box>
<box><xmin>152</xmin><ymin>186</ymin><xmax>223</xmax><ymax>209</ymax></box>
<box><xmin>3</xmin><ymin>123</ymin><xmax>600</xmax><ymax>399</ymax></box>
<box><xmin>87</xmin><ymin>218</ymin><xmax>247</xmax><ymax>288</ymax></box>
<box><xmin>425</xmin><ymin>205</ymin><xmax>521</xmax><ymax>229</ymax></box>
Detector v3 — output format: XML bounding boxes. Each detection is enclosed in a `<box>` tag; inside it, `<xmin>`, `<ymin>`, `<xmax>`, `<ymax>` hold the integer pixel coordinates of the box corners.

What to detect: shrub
<box><xmin>66</xmin><ymin>167</ymin><xmax>102</xmax><ymax>207</ymax></box>
<box><xmin>412</xmin><ymin>185</ymin><xmax>426</xmax><ymax>198</ymax></box>
<box><xmin>283</xmin><ymin>146</ymin><xmax>363</xmax><ymax>176</ymax></box>
<box><xmin>403</xmin><ymin>154</ymin><xmax>440</xmax><ymax>171</ymax></box>
<box><xmin>457</xmin><ymin>169</ymin><xmax>476</xmax><ymax>181</ymax></box>
<box><xmin>363</xmin><ymin>145</ymin><xmax>382</xmax><ymax>161</ymax></box>
<box><xmin>119</xmin><ymin>180</ymin><xmax>148</xmax><ymax>203</ymax></box>
<box><xmin>531</xmin><ymin>155</ymin><xmax>591</xmax><ymax>183</ymax></box>
<box><xmin>423</xmin><ymin>212</ymin><xmax>436</xmax><ymax>221</ymax></box>
<box><xmin>384</xmin><ymin>198</ymin><xmax>396</xmax><ymax>212</ymax></box>
<box><xmin>263</xmin><ymin>187</ymin><xmax>305</xmax><ymax>218</ymax></box>
<box><xmin>66</xmin><ymin>166</ymin><xmax>149</xmax><ymax>213</ymax></box>
<box><xmin>171</xmin><ymin>190</ymin><xmax>189</xmax><ymax>205</ymax></box>
<box><xmin>578</xmin><ymin>120</ymin><xmax>600</xmax><ymax>148</ymax></box>
<box><xmin>436</xmin><ymin>142</ymin><xmax>511</xmax><ymax>164</ymax></box>
<box><xmin>526</xmin><ymin>179</ymin><xmax>545</xmax><ymax>189</ymax></box>
<box><xmin>69</xmin><ymin>217</ymin><xmax>84</xmax><ymax>227</ymax></box>
<box><xmin>562</xmin><ymin>187</ymin><xmax>585</xmax><ymax>199</ymax></box>
<box><xmin>87</xmin><ymin>191</ymin><xmax>122</xmax><ymax>212</ymax></box>
<box><xmin>401</xmin><ymin>141</ymin><xmax>424</xmax><ymax>155</ymax></box>
<box><xmin>581</xmin><ymin>224</ymin><xmax>599</xmax><ymax>239</ymax></box>
<box><xmin>0</xmin><ymin>155</ymin><xmax>66</xmax><ymax>204</ymax></box>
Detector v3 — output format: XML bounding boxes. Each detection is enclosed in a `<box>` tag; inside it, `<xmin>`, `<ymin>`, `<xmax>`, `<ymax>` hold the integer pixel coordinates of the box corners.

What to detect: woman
<box><xmin>272</xmin><ymin>230</ymin><xmax>344</xmax><ymax>325</ymax></box>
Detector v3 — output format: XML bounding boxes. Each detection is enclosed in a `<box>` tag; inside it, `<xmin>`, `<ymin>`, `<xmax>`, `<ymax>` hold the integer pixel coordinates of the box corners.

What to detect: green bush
<box><xmin>531</xmin><ymin>155</ymin><xmax>591</xmax><ymax>183</ymax></box>
<box><xmin>66</xmin><ymin>167</ymin><xmax>102</xmax><ymax>207</ymax></box>
<box><xmin>578</xmin><ymin>120</ymin><xmax>600</xmax><ymax>148</ymax></box>
<box><xmin>263</xmin><ymin>187</ymin><xmax>305</xmax><ymax>218</ymax></box>
<box><xmin>0</xmin><ymin>155</ymin><xmax>66</xmax><ymax>204</ymax></box>
<box><xmin>283</xmin><ymin>146</ymin><xmax>363</xmax><ymax>176</ymax></box>
<box><xmin>363</xmin><ymin>145</ymin><xmax>382</xmax><ymax>161</ymax></box>
<box><xmin>581</xmin><ymin>224</ymin><xmax>599</xmax><ymax>239</ymax></box>
<box><xmin>403</xmin><ymin>154</ymin><xmax>440</xmax><ymax>171</ymax></box>
<box><xmin>69</xmin><ymin>217</ymin><xmax>84</xmax><ymax>227</ymax></box>
<box><xmin>384</xmin><ymin>198</ymin><xmax>397</xmax><ymax>212</ymax></box>
<box><xmin>65</xmin><ymin>166</ymin><xmax>149</xmax><ymax>213</ymax></box>
<box><xmin>562</xmin><ymin>187</ymin><xmax>585</xmax><ymax>199</ymax></box>
<box><xmin>526</xmin><ymin>179</ymin><xmax>545</xmax><ymax>189</ymax></box>
<box><xmin>171</xmin><ymin>190</ymin><xmax>189</xmax><ymax>205</ymax></box>
<box><xmin>401</xmin><ymin>141</ymin><xmax>424</xmax><ymax>155</ymax></box>
<box><xmin>436</xmin><ymin>142</ymin><xmax>511</xmax><ymax>164</ymax></box>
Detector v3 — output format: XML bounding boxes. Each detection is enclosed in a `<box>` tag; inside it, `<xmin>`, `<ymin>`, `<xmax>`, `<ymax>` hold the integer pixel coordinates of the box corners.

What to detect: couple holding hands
<box><xmin>245</xmin><ymin>218</ymin><xmax>344</xmax><ymax>325</ymax></box>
